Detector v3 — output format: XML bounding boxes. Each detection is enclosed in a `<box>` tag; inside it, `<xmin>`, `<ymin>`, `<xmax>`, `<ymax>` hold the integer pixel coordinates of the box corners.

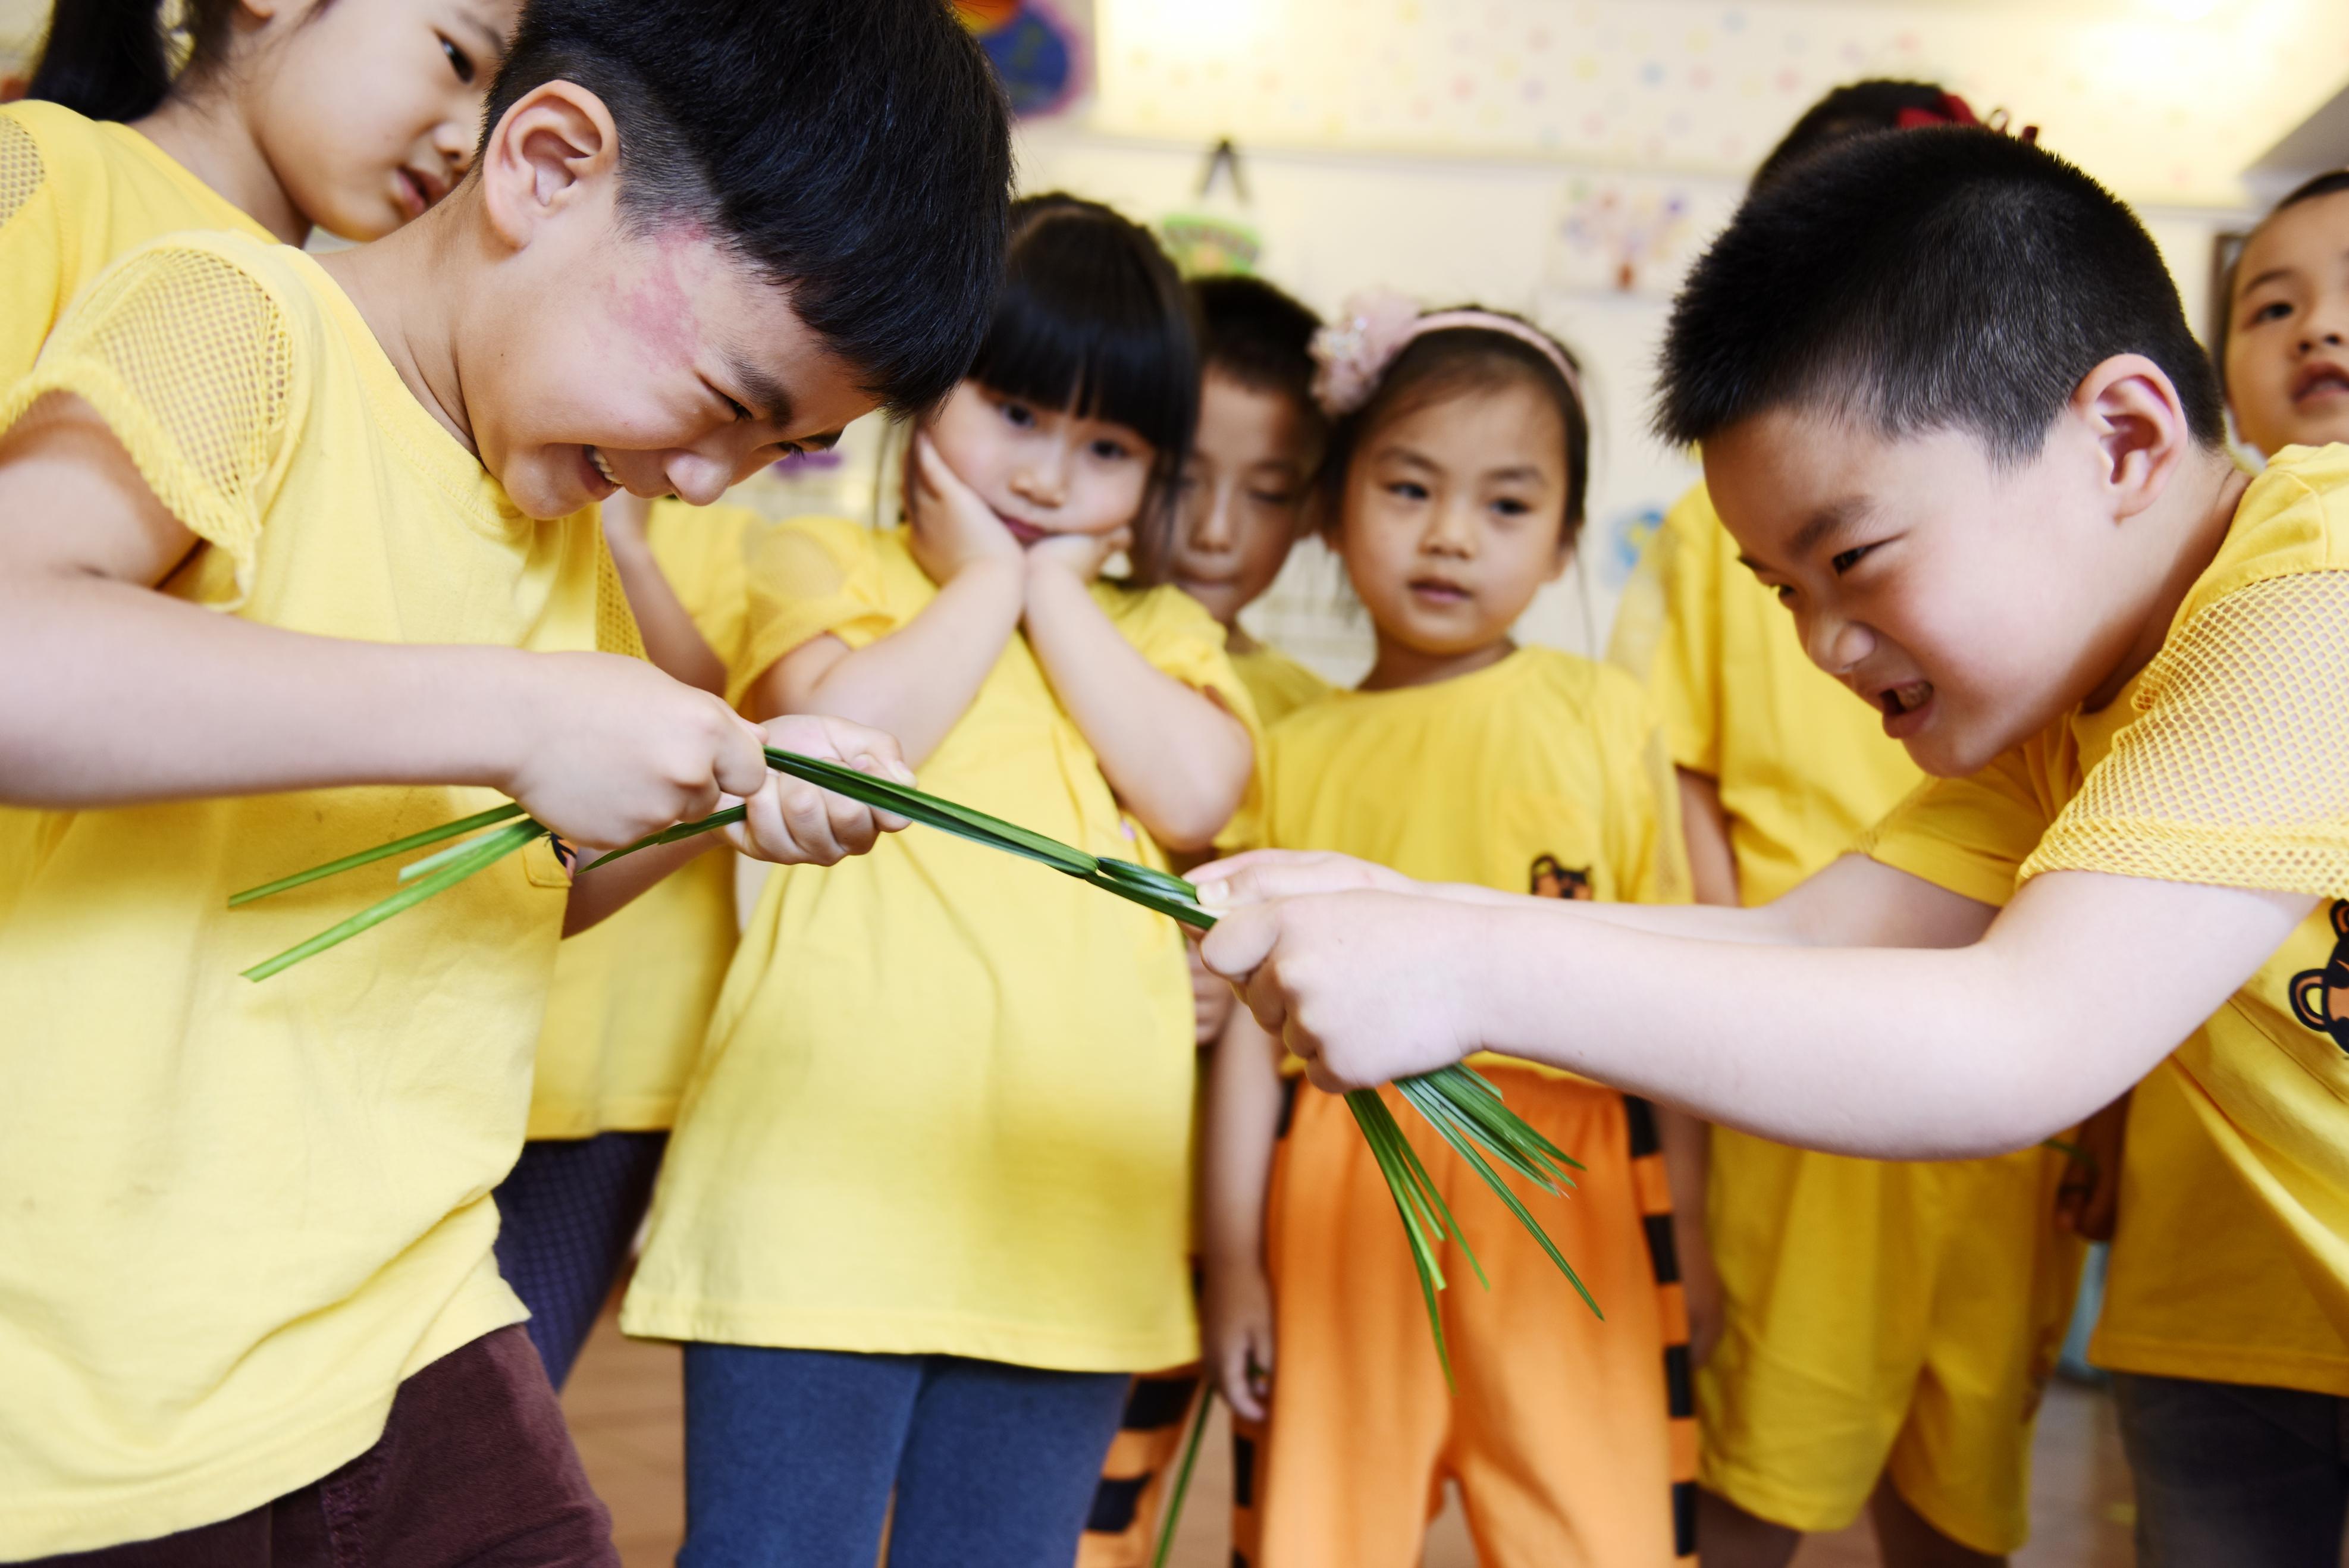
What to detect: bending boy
<box><xmin>0</xmin><ymin>0</ymin><xmax>1008</xmax><ymax>1559</ymax></box>
<box><xmin>1199</xmin><ymin>126</ymin><xmax>2349</xmax><ymax>1567</ymax></box>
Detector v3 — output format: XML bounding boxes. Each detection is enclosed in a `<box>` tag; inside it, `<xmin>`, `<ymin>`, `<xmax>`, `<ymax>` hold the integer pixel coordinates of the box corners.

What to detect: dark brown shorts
<box><xmin>36</xmin><ymin>1324</ymin><xmax>616</xmax><ymax>1567</ymax></box>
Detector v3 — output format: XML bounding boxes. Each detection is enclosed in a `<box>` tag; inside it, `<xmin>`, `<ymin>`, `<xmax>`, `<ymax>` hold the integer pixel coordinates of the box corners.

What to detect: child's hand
<box><xmin>721</xmin><ymin>714</ymin><xmax>915</xmax><ymax>866</ymax></box>
<box><xmin>907</xmin><ymin>434</ymin><xmax>1023</xmax><ymax>585</ymax></box>
<box><xmin>1190</xmin><ymin>849</ymin><xmax>1423</xmax><ymax>913</ymax></box>
<box><xmin>1191</xmin><ymin>943</ymin><xmax>1235</xmax><ymax>1046</ymax></box>
<box><xmin>504</xmin><ymin>651</ymin><xmax>774</xmax><ymax>849</ymax></box>
<box><xmin>1202</xmin><ymin>890</ymin><xmax>1485</xmax><ymax>1092</ymax></box>
<box><xmin>1203</xmin><ymin>1253</ymin><xmax>1276</xmax><ymax>1421</ymax></box>
<box><xmin>1024</xmin><ymin>522</ymin><xmax>1132</xmax><ymax>588</ymax></box>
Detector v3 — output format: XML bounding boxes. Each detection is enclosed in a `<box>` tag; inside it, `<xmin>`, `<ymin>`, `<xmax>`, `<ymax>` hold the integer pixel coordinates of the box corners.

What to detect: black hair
<box><xmin>1657</xmin><ymin>127</ymin><xmax>2228</xmax><ymax>461</ymax></box>
<box><xmin>964</xmin><ymin>193</ymin><xmax>1200</xmax><ymax>584</ymax></box>
<box><xmin>29</xmin><ymin>0</ymin><xmax>241</xmax><ymax>122</ymax></box>
<box><xmin>1322</xmin><ymin>312</ymin><xmax>1591</xmax><ymax>550</ymax></box>
<box><xmin>1192</xmin><ymin>275</ymin><xmax>1323</xmax><ymax>429</ymax></box>
<box><xmin>2212</xmin><ymin>170</ymin><xmax>2349</xmax><ymax>376</ymax></box>
<box><xmin>1751</xmin><ymin>79</ymin><xmax>1967</xmax><ymax>195</ymax></box>
<box><xmin>482</xmin><ymin>0</ymin><xmax>1011</xmax><ymax>418</ymax></box>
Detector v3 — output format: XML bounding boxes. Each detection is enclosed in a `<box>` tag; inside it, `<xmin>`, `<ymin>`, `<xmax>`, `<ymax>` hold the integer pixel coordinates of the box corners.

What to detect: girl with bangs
<box><xmin>623</xmin><ymin>195</ymin><xmax>1258</xmax><ymax>1567</ymax></box>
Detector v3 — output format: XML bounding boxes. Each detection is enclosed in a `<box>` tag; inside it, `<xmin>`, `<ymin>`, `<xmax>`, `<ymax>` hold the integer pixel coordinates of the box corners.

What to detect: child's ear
<box><xmin>2071</xmin><ymin>353</ymin><xmax>2193</xmax><ymax>523</ymax></box>
<box><xmin>479</xmin><ymin>81</ymin><xmax>621</xmax><ymax>252</ymax></box>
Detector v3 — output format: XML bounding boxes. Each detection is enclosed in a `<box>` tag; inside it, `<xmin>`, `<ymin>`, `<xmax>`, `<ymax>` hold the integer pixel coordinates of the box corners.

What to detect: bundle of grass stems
<box><xmin>231</xmin><ymin>751</ymin><xmax>1599</xmax><ymax>1396</ymax></box>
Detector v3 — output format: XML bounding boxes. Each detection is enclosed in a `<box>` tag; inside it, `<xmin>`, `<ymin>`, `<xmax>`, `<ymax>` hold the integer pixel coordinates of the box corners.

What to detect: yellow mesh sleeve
<box><xmin>592</xmin><ymin>531</ymin><xmax>649</xmax><ymax>660</ymax></box>
<box><xmin>0</xmin><ymin>244</ymin><xmax>292</xmax><ymax>597</ymax></box>
<box><xmin>2023</xmin><ymin>572</ymin><xmax>2349</xmax><ymax>898</ymax></box>
<box><xmin>0</xmin><ymin>112</ymin><xmax>39</xmax><ymax>230</ymax></box>
<box><xmin>732</xmin><ymin>516</ymin><xmax>896</xmax><ymax>708</ymax></box>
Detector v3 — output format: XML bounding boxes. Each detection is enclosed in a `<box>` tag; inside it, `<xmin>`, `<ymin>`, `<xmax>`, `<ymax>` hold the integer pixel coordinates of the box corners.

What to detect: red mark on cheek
<box><xmin>605</xmin><ymin>219</ymin><xmax>719</xmax><ymax>371</ymax></box>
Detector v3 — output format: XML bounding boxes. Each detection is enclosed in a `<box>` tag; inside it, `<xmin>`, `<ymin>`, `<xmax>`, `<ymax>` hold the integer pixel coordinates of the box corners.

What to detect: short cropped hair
<box><xmin>967</xmin><ymin>194</ymin><xmax>1200</xmax><ymax>585</ymax></box>
<box><xmin>1657</xmin><ymin>128</ymin><xmax>2227</xmax><ymax>460</ymax></box>
<box><xmin>484</xmin><ymin>0</ymin><xmax>1011</xmax><ymax>416</ymax></box>
<box><xmin>1192</xmin><ymin>275</ymin><xmax>1323</xmax><ymax>426</ymax></box>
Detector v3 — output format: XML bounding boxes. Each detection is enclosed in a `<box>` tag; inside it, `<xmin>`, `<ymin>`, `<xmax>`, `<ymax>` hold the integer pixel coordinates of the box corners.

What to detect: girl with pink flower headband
<box><xmin>1200</xmin><ymin>296</ymin><xmax>1710</xmax><ymax>1564</ymax></box>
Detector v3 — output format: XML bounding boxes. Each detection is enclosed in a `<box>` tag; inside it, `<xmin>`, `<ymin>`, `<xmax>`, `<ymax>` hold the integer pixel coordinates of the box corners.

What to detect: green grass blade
<box><xmin>241</xmin><ymin>819</ymin><xmax>545</xmax><ymax>981</ymax></box>
<box><xmin>1347</xmin><ymin>1093</ymin><xmax>1446</xmax><ymax>1280</ymax></box>
<box><xmin>1427</xmin><ymin>1064</ymin><xmax>1584</xmax><ymax>1172</ymax></box>
<box><xmin>1401</xmin><ymin>1084</ymin><xmax>1603</xmax><ymax>1319</ymax></box>
<box><xmin>1372</xmin><ymin>1092</ymin><xmax>1491</xmax><ymax>1291</ymax></box>
<box><xmin>575</xmin><ymin>805</ymin><xmax>749</xmax><ymax>874</ymax></box>
<box><xmin>764</xmin><ymin>749</ymin><xmax>1097</xmax><ymax>875</ymax></box>
<box><xmin>228</xmin><ymin>802</ymin><xmax>525</xmax><ymax>907</ymax></box>
<box><xmin>1148</xmin><ymin>1383</ymin><xmax>1214</xmax><ymax>1568</ymax></box>
<box><xmin>1397</xmin><ymin>1075</ymin><xmax>1576</xmax><ymax>1196</ymax></box>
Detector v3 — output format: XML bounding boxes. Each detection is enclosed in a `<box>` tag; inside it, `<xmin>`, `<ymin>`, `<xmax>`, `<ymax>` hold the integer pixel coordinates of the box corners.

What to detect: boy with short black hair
<box><xmin>0</xmin><ymin>0</ymin><xmax>1009</xmax><ymax>1558</ymax></box>
<box><xmin>1610</xmin><ymin>84</ymin><xmax>2084</xmax><ymax>1568</ymax></box>
<box><xmin>1171</xmin><ymin>274</ymin><xmax>1332</xmax><ymax>729</ymax></box>
<box><xmin>1197</xmin><ymin>126</ymin><xmax>2349</xmax><ymax>1568</ymax></box>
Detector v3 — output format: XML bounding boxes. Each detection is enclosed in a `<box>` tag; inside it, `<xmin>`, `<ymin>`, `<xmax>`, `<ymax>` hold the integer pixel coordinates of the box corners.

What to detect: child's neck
<box><xmin>313</xmin><ymin>199</ymin><xmax>480</xmax><ymax>458</ymax></box>
<box><xmin>2081</xmin><ymin>443</ymin><xmax>2250</xmax><ymax>713</ymax></box>
<box><xmin>1360</xmin><ymin>634</ymin><xmax>1514</xmax><ymax>693</ymax></box>
<box><xmin>134</xmin><ymin>90</ymin><xmax>306</xmax><ymax>245</ymax></box>
<box><xmin>1221</xmin><ymin>620</ymin><xmax>1259</xmax><ymax>656</ymax></box>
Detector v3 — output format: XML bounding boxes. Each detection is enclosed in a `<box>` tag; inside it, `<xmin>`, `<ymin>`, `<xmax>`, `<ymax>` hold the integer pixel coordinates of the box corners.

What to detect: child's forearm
<box><xmin>753</xmin><ymin>560</ymin><xmax>1023</xmax><ymax>764</ymax></box>
<box><xmin>1203</xmin><ymin>1006</ymin><xmax>1285</xmax><ymax>1274</ymax></box>
<box><xmin>1677</xmin><ymin>767</ymin><xmax>1742</xmax><ymax>908</ymax></box>
<box><xmin>1023</xmin><ymin>566</ymin><xmax>1252</xmax><ymax>850</ymax></box>
<box><xmin>0</xmin><ymin>570</ymin><xmax>542</xmax><ymax>806</ymax></box>
<box><xmin>1208</xmin><ymin>868</ymin><xmax>2309</xmax><ymax>1160</ymax></box>
<box><xmin>603</xmin><ymin>498</ymin><xmax>727</xmax><ymax>696</ymax></box>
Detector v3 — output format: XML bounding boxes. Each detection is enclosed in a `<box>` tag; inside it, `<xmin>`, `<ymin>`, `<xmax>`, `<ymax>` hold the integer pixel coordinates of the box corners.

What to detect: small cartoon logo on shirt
<box><xmin>2288</xmin><ymin>901</ymin><xmax>2349</xmax><ymax>1053</ymax></box>
<box><xmin>1529</xmin><ymin>854</ymin><xmax>1592</xmax><ymax>901</ymax></box>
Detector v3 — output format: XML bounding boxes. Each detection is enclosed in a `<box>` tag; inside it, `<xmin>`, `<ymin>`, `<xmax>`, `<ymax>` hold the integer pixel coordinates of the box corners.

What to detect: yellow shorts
<box><xmin>1234</xmin><ymin>1071</ymin><xmax>1696</xmax><ymax>1567</ymax></box>
<box><xmin>1698</xmin><ymin>1132</ymin><xmax>2084</xmax><ymax>1555</ymax></box>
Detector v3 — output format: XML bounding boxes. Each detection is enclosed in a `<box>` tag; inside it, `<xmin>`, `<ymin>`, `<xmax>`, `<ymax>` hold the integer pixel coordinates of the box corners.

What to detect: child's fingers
<box><xmin>1199</xmin><ymin>902</ymin><xmax>1281</xmax><ymax>985</ymax></box>
<box><xmin>1192</xmin><ymin>850</ymin><xmax>1401</xmax><ymax>912</ymax></box>
<box><xmin>1219</xmin><ymin>1334</ymin><xmax>1268</xmax><ymax>1422</ymax></box>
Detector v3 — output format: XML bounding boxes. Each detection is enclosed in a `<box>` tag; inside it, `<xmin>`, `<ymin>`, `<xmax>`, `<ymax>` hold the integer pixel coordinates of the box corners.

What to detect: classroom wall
<box><xmin>995</xmin><ymin>124</ymin><xmax>2249</xmax><ymax>682</ymax></box>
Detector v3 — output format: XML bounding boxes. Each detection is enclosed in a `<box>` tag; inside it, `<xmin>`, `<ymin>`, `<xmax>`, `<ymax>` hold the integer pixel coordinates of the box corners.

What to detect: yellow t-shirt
<box><xmin>1231</xmin><ymin>641</ymin><xmax>1332</xmax><ymax>729</ymax></box>
<box><xmin>1255</xmin><ymin>647</ymin><xmax>1685</xmax><ymax>1077</ymax></box>
<box><xmin>623</xmin><ymin>518</ymin><xmax>1259</xmax><ymax>1371</ymax></box>
<box><xmin>527</xmin><ymin>500</ymin><xmax>758</xmax><ymax>1139</ymax></box>
<box><xmin>1859</xmin><ymin>443</ymin><xmax>2349</xmax><ymax>1393</ymax></box>
<box><xmin>1</xmin><ymin>99</ymin><xmax>275</xmax><ymax>386</ymax></box>
<box><xmin>0</xmin><ymin>233</ymin><xmax>608</xmax><ymax>1557</ymax></box>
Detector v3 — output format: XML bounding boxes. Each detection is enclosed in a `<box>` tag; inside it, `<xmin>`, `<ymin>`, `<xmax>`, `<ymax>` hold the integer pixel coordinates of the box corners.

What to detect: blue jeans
<box><xmin>493</xmin><ymin>1131</ymin><xmax>669</xmax><ymax>1388</ymax></box>
<box><xmin>680</xmin><ymin>1343</ymin><xmax>1130</xmax><ymax>1568</ymax></box>
<box><xmin>2113</xmin><ymin>1371</ymin><xmax>2349</xmax><ymax>1567</ymax></box>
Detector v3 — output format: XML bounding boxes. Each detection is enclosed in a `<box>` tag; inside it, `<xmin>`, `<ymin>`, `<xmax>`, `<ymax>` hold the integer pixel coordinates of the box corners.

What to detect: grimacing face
<box><xmin>1170</xmin><ymin>372</ymin><xmax>1316</xmax><ymax>626</ymax></box>
<box><xmin>465</xmin><ymin>197</ymin><xmax>873</xmax><ymax>520</ymax></box>
<box><xmin>1337</xmin><ymin>377</ymin><xmax>1570</xmax><ymax>663</ymax></box>
<box><xmin>1702</xmin><ymin>408</ymin><xmax>2154</xmax><ymax>778</ymax></box>
<box><xmin>250</xmin><ymin>0</ymin><xmax>520</xmax><ymax>240</ymax></box>
<box><xmin>2224</xmin><ymin>188</ymin><xmax>2349</xmax><ymax>458</ymax></box>
<box><xmin>924</xmin><ymin>382</ymin><xmax>1155</xmax><ymax>545</ymax></box>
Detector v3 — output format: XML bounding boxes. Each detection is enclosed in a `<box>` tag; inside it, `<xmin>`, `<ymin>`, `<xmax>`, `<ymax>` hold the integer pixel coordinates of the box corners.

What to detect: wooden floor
<box><xmin>563</xmin><ymin>1304</ymin><xmax>2137</xmax><ymax>1566</ymax></box>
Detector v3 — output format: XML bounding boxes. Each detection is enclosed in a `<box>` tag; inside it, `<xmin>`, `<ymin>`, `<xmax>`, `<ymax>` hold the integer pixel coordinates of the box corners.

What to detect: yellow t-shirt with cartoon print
<box><xmin>1861</xmin><ymin>443</ymin><xmax>2349</xmax><ymax>1393</ymax></box>
<box><xmin>623</xmin><ymin>518</ymin><xmax>1260</xmax><ymax>1372</ymax></box>
<box><xmin>1</xmin><ymin>99</ymin><xmax>276</xmax><ymax>386</ymax></box>
<box><xmin>1255</xmin><ymin>646</ymin><xmax>1686</xmax><ymax>1079</ymax></box>
<box><xmin>527</xmin><ymin>500</ymin><xmax>757</xmax><ymax>1139</ymax></box>
<box><xmin>0</xmin><ymin>232</ymin><xmax>611</xmax><ymax>1557</ymax></box>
